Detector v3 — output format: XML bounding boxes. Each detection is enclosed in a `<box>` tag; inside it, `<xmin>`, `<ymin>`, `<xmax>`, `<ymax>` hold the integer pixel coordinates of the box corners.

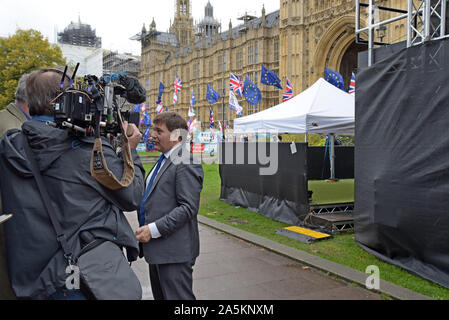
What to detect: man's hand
<box><xmin>136</xmin><ymin>226</ymin><xmax>152</xmax><ymax>243</ymax></box>
<box><xmin>123</xmin><ymin>121</ymin><xmax>142</xmax><ymax>150</ymax></box>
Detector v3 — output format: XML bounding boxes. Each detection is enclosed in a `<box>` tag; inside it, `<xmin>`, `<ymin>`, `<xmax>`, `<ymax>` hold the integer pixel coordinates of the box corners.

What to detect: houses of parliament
<box><xmin>135</xmin><ymin>0</ymin><xmax>410</xmax><ymax>129</ymax></box>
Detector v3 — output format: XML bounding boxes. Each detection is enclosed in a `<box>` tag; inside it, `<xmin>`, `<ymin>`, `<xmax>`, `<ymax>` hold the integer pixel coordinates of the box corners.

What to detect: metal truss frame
<box><xmin>309</xmin><ymin>203</ymin><xmax>354</xmax><ymax>216</ymax></box>
<box><xmin>303</xmin><ymin>203</ymin><xmax>355</xmax><ymax>234</ymax></box>
<box><xmin>356</xmin><ymin>0</ymin><xmax>449</xmax><ymax>66</ymax></box>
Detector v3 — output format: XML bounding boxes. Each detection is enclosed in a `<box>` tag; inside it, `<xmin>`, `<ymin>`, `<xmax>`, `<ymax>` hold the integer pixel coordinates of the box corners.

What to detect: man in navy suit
<box><xmin>136</xmin><ymin>112</ymin><xmax>204</xmax><ymax>300</ymax></box>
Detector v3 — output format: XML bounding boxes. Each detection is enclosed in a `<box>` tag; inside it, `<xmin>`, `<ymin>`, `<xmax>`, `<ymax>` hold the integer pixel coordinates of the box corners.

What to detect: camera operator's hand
<box><xmin>123</xmin><ymin>121</ymin><xmax>142</xmax><ymax>150</ymax></box>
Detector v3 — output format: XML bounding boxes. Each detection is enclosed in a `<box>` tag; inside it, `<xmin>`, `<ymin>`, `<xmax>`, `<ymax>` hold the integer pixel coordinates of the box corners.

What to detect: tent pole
<box><xmin>329</xmin><ymin>133</ymin><xmax>337</xmax><ymax>181</ymax></box>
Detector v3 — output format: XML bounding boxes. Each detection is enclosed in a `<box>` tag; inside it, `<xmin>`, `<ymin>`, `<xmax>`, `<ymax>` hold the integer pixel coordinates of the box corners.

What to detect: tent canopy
<box><xmin>234</xmin><ymin>78</ymin><xmax>355</xmax><ymax>135</ymax></box>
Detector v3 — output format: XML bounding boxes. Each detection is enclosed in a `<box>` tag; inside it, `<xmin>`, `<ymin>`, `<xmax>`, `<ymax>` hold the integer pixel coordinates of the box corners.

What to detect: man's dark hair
<box><xmin>153</xmin><ymin>112</ymin><xmax>189</xmax><ymax>143</ymax></box>
<box><xmin>26</xmin><ymin>68</ymin><xmax>70</xmax><ymax>116</ymax></box>
<box><xmin>154</xmin><ymin>112</ymin><xmax>188</xmax><ymax>132</ymax></box>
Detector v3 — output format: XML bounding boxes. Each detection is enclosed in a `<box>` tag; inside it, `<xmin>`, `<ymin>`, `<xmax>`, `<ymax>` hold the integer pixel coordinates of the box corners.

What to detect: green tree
<box><xmin>0</xmin><ymin>29</ymin><xmax>66</xmax><ymax>109</ymax></box>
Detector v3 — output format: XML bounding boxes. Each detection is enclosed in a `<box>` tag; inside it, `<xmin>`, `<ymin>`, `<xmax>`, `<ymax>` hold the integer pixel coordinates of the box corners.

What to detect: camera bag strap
<box><xmin>90</xmin><ymin>110</ymin><xmax>135</xmax><ymax>190</ymax></box>
<box><xmin>22</xmin><ymin>135</ymin><xmax>74</xmax><ymax>265</ymax></box>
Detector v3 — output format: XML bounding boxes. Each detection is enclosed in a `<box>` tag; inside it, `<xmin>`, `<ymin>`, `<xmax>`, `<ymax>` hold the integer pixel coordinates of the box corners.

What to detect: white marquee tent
<box><xmin>234</xmin><ymin>78</ymin><xmax>355</xmax><ymax>135</ymax></box>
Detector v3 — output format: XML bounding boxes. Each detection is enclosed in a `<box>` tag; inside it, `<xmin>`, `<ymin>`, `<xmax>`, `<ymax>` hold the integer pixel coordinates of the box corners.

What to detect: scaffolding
<box><xmin>58</xmin><ymin>20</ymin><xmax>102</xmax><ymax>48</ymax></box>
<box><xmin>356</xmin><ymin>0</ymin><xmax>449</xmax><ymax>66</ymax></box>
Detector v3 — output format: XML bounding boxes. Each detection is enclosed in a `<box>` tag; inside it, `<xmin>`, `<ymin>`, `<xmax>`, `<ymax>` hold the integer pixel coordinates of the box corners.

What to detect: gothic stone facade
<box><xmin>138</xmin><ymin>0</ymin><xmax>408</xmax><ymax>129</ymax></box>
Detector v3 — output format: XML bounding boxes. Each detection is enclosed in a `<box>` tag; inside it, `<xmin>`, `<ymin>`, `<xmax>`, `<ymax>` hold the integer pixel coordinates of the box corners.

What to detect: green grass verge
<box><xmin>308</xmin><ymin>179</ymin><xmax>354</xmax><ymax>205</ymax></box>
<box><xmin>138</xmin><ymin>152</ymin><xmax>161</xmax><ymax>157</ymax></box>
<box><xmin>142</xmin><ymin>162</ymin><xmax>449</xmax><ymax>300</ymax></box>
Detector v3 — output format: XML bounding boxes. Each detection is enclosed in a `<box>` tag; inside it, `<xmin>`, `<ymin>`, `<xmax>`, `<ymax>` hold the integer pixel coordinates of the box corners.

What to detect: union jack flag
<box><xmin>230</xmin><ymin>73</ymin><xmax>243</xmax><ymax>96</ymax></box>
<box><xmin>173</xmin><ymin>92</ymin><xmax>178</xmax><ymax>104</ymax></box>
<box><xmin>156</xmin><ymin>102</ymin><xmax>164</xmax><ymax>114</ymax></box>
<box><xmin>174</xmin><ymin>77</ymin><xmax>182</xmax><ymax>94</ymax></box>
<box><xmin>282</xmin><ymin>78</ymin><xmax>294</xmax><ymax>102</ymax></box>
<box><xmin>348</xmin><ymin>72</ymin><xmax>356</xmax><ymax>94</ymax></box>
<box><xmin>209</xmin><ymin>107</ymin><xmax>215</xmax><ymax>129</ymax></box>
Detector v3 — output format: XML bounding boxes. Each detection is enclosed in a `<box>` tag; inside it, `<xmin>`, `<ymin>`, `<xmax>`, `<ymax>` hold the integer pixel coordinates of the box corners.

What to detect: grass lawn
<box><xmin>308</xmin><ymin>179</ymin><xmax>354</xmax><ymax>205</ymax></box>
<box><xmin>142</xmin><ymin>162</ymin><xmax>449</xmax><ymax>300</ymax></box>
<box><xmin>138</xmin><ymin>152</ymin><xmax>161</xmax><ymax>157</ymax></box>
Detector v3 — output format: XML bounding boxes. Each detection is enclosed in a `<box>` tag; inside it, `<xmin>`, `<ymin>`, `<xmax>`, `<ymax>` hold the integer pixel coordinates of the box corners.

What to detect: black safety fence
<box><xmin>355</xmin><ymin>37</ymin><xmax>449</xmax><ymax>289</ymax></box>
<box><xmin>219</xmin><ymin>142</ymin><xmax>354</xmax><ymax>225</ymax></box>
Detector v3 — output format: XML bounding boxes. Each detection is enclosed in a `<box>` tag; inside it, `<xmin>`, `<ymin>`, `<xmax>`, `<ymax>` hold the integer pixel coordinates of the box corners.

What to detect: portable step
<box><xmin>276</xmin><ymin>226</ymin><xmax>332</xmax><ymax>244</ymax></box>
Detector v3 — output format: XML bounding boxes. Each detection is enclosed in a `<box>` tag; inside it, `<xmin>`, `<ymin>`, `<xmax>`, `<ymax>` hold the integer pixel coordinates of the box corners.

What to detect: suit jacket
<box><xmin>140</xmin><ymin>146</ymin><xmax>204</xmax><ymax>265</ymax></box>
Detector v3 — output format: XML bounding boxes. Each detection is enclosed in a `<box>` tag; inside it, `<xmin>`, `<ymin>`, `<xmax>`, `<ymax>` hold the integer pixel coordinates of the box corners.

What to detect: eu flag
<box><xmin>324</xmin><ymin>67</ymin><xmax>346</xmax><ymax>92</ymax></box>
<box><xmin>242</xmin><ymin>77</ymin><xmax>262</xmax><ymax>106</ymax></box>
<box><xmin>206</xmin><ymin>83</ymin><xmax>221</xmax><ymax>104</ymax></box>
<box><xmin>157</xmin><ymin>82</ymin><xmax>165</xmax><ymax>104</ymax></box>
<box><xmin>260</xmin><ymin>64</ymin><xmax>282</xmax><ymax>89</ymax></box>
<box><xmin>143</xmin><ymin>112</ymin><xmax>151</xmax><ymax>126</ymax></box>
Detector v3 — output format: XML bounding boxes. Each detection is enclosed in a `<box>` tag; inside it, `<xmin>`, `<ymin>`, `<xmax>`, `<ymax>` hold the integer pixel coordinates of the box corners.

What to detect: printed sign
<box><xmin>137</xmin><ymin>143</ymin><xmax>147</xmax><ymax>153</ymax></box>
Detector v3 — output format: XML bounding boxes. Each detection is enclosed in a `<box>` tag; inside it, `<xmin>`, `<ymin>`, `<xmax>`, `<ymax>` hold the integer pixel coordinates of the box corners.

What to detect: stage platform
<box><xmin>304</xmin><ymin>203</ymin><xmax>354</xmax><ymax>234</ymax></box>
<box><xmin>304</xmin><ymin>179</ymin><xmax>355</xmax><ymax>234</ymax></box>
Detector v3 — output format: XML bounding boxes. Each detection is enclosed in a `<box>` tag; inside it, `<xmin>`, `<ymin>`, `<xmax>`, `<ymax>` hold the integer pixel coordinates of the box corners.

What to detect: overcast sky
<box><xmin>1</xmin><ymin>0</ymin><xmax>278</xmax><ymax>55</ymax></box>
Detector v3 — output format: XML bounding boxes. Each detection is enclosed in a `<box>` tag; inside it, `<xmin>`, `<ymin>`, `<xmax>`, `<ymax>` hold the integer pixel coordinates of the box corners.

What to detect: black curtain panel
<box><xmin>355</xmin><ymin>37</ymin><xmax>449</xmax><ymax>289</ymax></box>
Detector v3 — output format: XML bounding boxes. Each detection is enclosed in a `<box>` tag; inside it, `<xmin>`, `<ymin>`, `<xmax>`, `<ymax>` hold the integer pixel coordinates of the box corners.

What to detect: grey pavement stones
<box><xmin>192</xmin><ymin>223</ymin><xmax>380</xmax><ymax>300</ymax></box>
<box><xmin>126</xmin><ymin>211</ymin><xmax>399</xmax><ymax>300</ymax></box>
<box><xmin>198</xmin><ymin>215</ymin><xmax>433</xmax><ymax>300</ymax></box>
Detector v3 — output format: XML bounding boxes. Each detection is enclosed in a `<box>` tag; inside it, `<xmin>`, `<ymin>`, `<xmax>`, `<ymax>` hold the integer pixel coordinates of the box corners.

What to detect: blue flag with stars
<box><xmin>324</xmin><ymin>67</ymin><xmax>346</xmax><ymax>92</ymax></box>
<box><xmin>206</xmin><ymin>83</ymin><xmax>221</xmax><ymax>104</ymax></box>
<box><xmin>157</xmin><ymin>82</ymin><xmax>165</xmax><ymax>105</ymax></box>
<box><xmin>242</xmin><ymin>77</ymin><xmax>262</xmax><ymax>106</ymax></box>
<box><xmin>260</xmin><ymin>64</ymin><xmax>282</xmax><ymax>89</ymax></box>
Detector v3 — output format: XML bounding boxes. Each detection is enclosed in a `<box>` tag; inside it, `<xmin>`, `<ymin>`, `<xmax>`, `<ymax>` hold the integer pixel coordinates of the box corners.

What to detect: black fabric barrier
<box><xmin>307</xmin><ymin>146</ymin><xmax>355</xmax><ymax>180</ymax></box>
<box><xmin>219</xmin><ymin>142</ymin><xmax>309</xmax><ymax>225</ymax></box>
<box><xmin>355</xmin><ymin>37</ymin><xmax>449</xmax><ymax>289</ymax></box>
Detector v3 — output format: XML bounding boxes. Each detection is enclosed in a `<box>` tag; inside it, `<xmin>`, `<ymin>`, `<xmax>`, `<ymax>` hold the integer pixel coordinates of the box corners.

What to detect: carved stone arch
<box><xmin>312</xmin><ymin>15</ymin><xmax>366</xmax><ymax>84</ymax></box>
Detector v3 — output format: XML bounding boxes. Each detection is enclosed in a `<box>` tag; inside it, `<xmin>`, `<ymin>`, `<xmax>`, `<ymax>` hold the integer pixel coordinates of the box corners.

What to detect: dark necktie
<box><xmin>139</xmin><ymin>154</ymin><xmax>165</xmax><ymax>227</ymax></box>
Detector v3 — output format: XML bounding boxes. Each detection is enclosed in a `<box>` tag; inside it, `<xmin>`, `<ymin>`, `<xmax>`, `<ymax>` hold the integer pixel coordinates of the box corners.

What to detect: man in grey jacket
<box><xmin>0</xmin><ymin>68</ymin><xmax>145</xmax><ymax>299</ymax></box>
<box><xmin>0</xmin><ymin>73</ymin><xmax>31</xmax><ymax>137</ymax></box>
<box><xmin>135</xmin><ymin>112</ymin><xmax>204</xmax><ymax>300</ymax></box>
<box><xmin>0</xmin><ymin>73</ymin><xmax>30</xmax><ymax>300</ymax></box>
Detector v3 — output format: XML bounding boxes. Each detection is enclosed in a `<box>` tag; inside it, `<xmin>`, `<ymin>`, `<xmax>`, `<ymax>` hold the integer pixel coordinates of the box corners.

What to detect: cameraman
<box><xmin>0</xmin><ymin>68</ymin><xmax>145</xmax><ymax>300</ymax></box>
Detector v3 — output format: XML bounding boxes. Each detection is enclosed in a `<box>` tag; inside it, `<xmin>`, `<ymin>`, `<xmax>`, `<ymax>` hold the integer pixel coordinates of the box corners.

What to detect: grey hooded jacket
<box><xmin>0</xmin><ymin>120</ymin><xmax>145</xmax><ymax>299</ymax></box>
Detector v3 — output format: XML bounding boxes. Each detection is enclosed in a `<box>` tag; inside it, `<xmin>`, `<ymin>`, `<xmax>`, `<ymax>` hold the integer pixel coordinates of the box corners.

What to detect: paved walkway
<box><xmin>126</xmin><ymin>212</ymin><xmax>382</xmax><ymax>300</ymax></box>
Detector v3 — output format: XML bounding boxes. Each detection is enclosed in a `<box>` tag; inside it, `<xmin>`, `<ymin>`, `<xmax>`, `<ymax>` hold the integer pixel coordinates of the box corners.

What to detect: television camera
<box><xmin>50</xmin><ymin>64</ymin><xmax>147</xmax><ymax>190</ymax></box>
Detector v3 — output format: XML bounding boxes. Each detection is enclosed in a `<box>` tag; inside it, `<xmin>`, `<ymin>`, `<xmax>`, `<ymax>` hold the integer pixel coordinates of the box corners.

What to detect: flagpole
<box><xmin>227</xmin><ymin>92</ymin><xmax>230</xmax><ymax>133</ymax></box>
<box><xmin>328</xmin><ymin>133</ymin><xmax>338</xmax><ymax>182</ymax></box>
<box><xmin>222</xmin><ymin>89</ymin><xmax>226</xmax><ymax>140</ymax></box>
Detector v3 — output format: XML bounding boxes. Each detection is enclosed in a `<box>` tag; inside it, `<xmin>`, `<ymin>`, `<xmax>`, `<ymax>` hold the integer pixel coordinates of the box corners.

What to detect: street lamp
<box><xmin>376</xmin><ymin>24</ymin><xmax>387</xmax><ymax>42</ymax></box>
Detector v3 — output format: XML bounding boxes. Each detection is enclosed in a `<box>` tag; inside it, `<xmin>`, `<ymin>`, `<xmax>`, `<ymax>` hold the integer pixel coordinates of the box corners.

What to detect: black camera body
<box><xmin>54</xmin><ymin>90</ymin><xmax>93</xmax><ymax>125</ymax></box>
<box><xmin>53</xmin><ymin>72</ymin><xmax>146</xmax><ymax>138</ymax></box>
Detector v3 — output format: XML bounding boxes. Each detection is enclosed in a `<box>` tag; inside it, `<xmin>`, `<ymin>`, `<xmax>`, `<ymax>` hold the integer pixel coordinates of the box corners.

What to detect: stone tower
<box><xmin>197</xmin><ymin>1</ymin><xmax>221</xmax><ymax>39</ymax></box>
<box><xmin>279</xmin><ymin>0</ymin><xmax>305</xmax><ymax>92</ymax></box>
<box><xmin>279</xmin><ymin>0</ymin><xmax>364</xmax><ymax>91</ymax></box>
<box><xmin>170</xmin><ymin>0</ymin><xmax>195</xmax><ymax>46</ymax></box>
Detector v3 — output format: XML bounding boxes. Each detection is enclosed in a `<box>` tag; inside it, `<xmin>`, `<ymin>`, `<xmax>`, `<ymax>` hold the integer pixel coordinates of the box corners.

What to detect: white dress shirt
<box><xmin>146</xmin><ymin>143</ymin><xmax>182</xmax><ymax>239</ymax></box>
